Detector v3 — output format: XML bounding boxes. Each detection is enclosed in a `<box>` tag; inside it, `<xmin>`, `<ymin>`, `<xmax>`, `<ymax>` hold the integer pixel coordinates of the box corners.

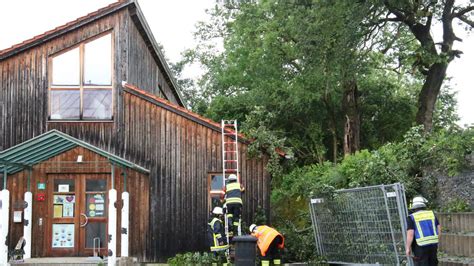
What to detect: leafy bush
<box><xmin>167</xmin><ymin>252</ymin><xmax>220</xmax><ymax>265</ymax></box>
<box><xmin>441</xmin><ymin>198</ymin><xmax>472</xmax><ymax>213</ymax></box>
<box><xmin>271</xmin><ymin>126</ymin><xmax>473</xmax><ymax>262</ymax></box>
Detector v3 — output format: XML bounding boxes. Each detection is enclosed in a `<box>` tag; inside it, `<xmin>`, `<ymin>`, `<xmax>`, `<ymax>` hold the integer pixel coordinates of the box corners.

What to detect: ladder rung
<box><xmin>224</xmin><ymin>160</ymin><xmax>238</xmax><ymax>162</ymax></box>
<box><xmin>224</xmin><ymin>150</ymin><xmax>237</xmax><ymax>153</ymax></box>
<box><xmin>224</xmin><ymin>124</ymin><xmax>236</xmax><ymax>127</ymax></box>
<box><xmin>224</xmin><ymin>142</ymin><xmax>236</xmax><ymax>144</ymax></box>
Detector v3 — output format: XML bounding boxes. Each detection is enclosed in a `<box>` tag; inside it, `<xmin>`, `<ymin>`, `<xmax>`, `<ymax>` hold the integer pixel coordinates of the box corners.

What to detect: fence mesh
<box><xmin>310</xmin><ymin>183</ymin><xmax>412</xmax><ymax>265</ymax></box>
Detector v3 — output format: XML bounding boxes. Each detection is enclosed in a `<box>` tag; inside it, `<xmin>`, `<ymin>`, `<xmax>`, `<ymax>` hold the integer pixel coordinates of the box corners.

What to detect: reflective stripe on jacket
<box><xmin>252</xmin><ymin>225</ymin><xmax>284</xmax><ymax>256</ymax></box>
<box><xmin>208</xmin><ymin>217</ymin><xmax>228</xmax><ymax>252</ymax></box>
<box><xmin>410</xmin><ymin>210</ymin><xmax>439</xmax><ymax>246</ymax></box>
<box><xmin>225</xmin><ymin>181</ymin><xmax>242</xmax><ymax>205</ymax></box>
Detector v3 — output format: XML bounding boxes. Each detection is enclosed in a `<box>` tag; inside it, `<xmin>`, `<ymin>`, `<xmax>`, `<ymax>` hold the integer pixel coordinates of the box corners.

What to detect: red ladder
<box><xmin>221</xmin><ymin>120</ymin><xmax>240</xmax><ymax>184</ymax></box>
<box><xmin>221</xmin><ymin>120</ymin><xmax>241</xmax><ymax>245</ymax></box>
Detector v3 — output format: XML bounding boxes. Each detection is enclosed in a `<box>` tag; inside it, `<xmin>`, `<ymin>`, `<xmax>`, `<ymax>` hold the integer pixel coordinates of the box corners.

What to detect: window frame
<box><xmin>48</xmin><ymin>31</ymin><xmax>114</xmax><ymax>122</ymax></box>
<box><xmin>207</xmin><ymin>172</ymin><xmax>225</xmax><ymax>213</ymax></box>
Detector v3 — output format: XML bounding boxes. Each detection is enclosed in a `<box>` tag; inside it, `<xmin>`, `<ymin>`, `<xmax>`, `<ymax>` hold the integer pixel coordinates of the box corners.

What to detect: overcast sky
<box><xmin>0</xmin><ymin>0</ymin><xmax>472</xmax><ymax>126</ymax></box>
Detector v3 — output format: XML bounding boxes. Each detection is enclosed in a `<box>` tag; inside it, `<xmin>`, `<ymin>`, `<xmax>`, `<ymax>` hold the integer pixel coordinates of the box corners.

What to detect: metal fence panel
<box><xmin>310</xmin><ymin>183</ymin><xmax>412</xmax><ymax>265</ymax></box>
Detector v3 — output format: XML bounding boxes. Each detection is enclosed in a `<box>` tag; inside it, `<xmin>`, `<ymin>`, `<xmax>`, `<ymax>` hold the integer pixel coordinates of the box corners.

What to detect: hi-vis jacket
<box><xmin>225</xmin><ymin>181</ymin><xmax>243</xmax><ymax>205</ymax></box>
<box><xmin>409</xmin><ymin>210</ymin><xmax>439</xmax><ymax>246</ymax></box>
<box><xmin>208</xmin><ymin>217</ymin><xmax>228</xmax><ymax>252</ymax></box>
<box><xmin>251</xmin><ymin>225</ymin><xmax>285</xmax><ymax>256</ymax></box>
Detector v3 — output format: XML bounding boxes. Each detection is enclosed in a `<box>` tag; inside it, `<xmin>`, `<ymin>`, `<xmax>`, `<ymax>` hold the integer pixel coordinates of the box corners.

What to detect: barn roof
<box><xmin>122</xmin><ymin>82</ymin><xmax>287</xmax><ymax>157</ymax></box>
<box><xmin>0</xmin><ymin>129</ymin><xmax>149</xmax><ymax>175</ymax></box>
<box><xmin>0</xmin><ymin>0</ymin><xmax>184</xmax><ymax>106</ymax></box>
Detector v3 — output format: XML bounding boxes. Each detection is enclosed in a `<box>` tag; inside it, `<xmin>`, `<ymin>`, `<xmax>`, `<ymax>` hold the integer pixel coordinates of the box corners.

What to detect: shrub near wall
<box><xmin>271</xmin><ymin>126</ymin><xmax>473</xmax><ymax>262</ymax></box>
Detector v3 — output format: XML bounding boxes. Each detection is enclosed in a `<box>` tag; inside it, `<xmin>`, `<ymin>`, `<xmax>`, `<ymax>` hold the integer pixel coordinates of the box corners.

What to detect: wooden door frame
<box><xmin>78</xmin><ymin>174</ymin><xmax>109</xmax><ymax>256</ymax></box>
<box><xmin>46</xmin><ymin>174</ymin><xmax>81</xmax><ymax>257</ymax></box>
<box><xmin>45</xmin><ymin>173</ymin><xmax>110</xmax><ymax>257</ymax></box>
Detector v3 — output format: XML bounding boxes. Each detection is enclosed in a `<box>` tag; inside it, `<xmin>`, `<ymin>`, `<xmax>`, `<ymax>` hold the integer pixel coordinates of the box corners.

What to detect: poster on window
<box><xmin>54</xmin><ymin>195</ymin><xmax>75</xmax><ymax>204</ymax></box>
<box><xmin>63</xmin><ymin>203</ymin><xmax>74</xmax><ymax>217</ymax></box>
<box><xmin>87</xmin><ymin>193</ymin><xmax>106</xmax><ymax>217</ymax></box>
<box><xmin>52</xmin><ymin>224</ymin><xmax>74</xmax><ymax>248</ymax></box>
<box><xmin>53</xmin><ymin>205</ymin><xmax>63</xmax><ymax>218</ymax></box>
<box><xmin>58</xmin><ymin>184</ymin><xmax>69</xmax><ymax>192</ymax></box>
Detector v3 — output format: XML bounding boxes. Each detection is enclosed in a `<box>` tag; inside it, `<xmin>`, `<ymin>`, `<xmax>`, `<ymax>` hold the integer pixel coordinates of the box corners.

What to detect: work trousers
<box><xmin>261</xmin><ymin>235</ymin><xmax>283</xmax><ymax>266</ymax></box>
<box><xmin>226</xmin><ymin>203</ymin><xmax>242</xmax><ymax>235</ymax></box>
<box><xmin>413</xmin><ymin>248</ymin><xmax>438</xmax><ymax>266</ymax></box>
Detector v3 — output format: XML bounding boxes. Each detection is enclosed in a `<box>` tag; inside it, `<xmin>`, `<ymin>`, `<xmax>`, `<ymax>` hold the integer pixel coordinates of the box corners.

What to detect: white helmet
<box><xmin>212</xmin><ymin>207</ymin><xmax>223</xmax><ymax>215</ymax></box>
<box><xmin>228</xmin><ymin>174</ymin><xmax>238</xmax><ymax>181</ymax></box>
<box><xmin>411</xmin><ymin>196</ymin><xmax>428</xmax><ymax>209</ymax></box>
<box><xmin>249</xmin><ymin>224</ymin><xmax>257</xmax><ymax>233</ymax></box>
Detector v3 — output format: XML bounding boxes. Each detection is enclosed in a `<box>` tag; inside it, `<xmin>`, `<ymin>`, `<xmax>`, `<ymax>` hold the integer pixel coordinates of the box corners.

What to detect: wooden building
<box><xmin>0</xmin><ymin>0</ymin><xmax>272</xmax><ymax>262</ymax></box>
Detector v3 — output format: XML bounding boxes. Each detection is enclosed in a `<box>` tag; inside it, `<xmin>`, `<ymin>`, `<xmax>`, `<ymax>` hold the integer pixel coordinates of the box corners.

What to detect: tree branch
<box><xmin>380</xmin><ymin>24</ymin><xmax>402</xmax><ymax>54</ymax></box>
<box><xmin>383</xmin><ymin>0</ymin><xmax>409</xmax><ymax>23</ymax></box>
<box><xmin>453</xmin><ymin>5</ymin><xmax>474</xmax><ymax>18</ymax></box>
<box><xmin>458</xmin><ymin>15</ymin><xmax>474</xmax><ymax>28</ymax></box>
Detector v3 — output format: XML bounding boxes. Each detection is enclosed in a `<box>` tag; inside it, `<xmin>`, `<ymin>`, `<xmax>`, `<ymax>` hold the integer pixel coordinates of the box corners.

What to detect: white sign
<box><xmin>311</xmin><ymin>198</ymin><xmax>324</xmax><ymax>204</ymax></box>
<box><xmin>13</xmin><ymin>211</ymin><xmax>22</xmax><ymax>223</ymax></box>
<box><xmin>58</xmin><ymin>185</ymin><xmax>69</xmax><ymax>193</ymax></box>
<box><xmin>386</xmin><ymin>192</ymin><xmax>397</xmax><ymax>198</ymax></box>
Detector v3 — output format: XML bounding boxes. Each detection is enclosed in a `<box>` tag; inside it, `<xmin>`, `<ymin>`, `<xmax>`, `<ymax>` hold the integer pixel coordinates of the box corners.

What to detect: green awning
<box><xmin>0</xmin><ymin>130</ymin><xmax>149</xmax><ymax>174</ymax></box>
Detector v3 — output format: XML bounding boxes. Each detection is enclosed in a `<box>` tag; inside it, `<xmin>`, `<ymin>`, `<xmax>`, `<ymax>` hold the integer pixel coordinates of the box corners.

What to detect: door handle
<box><xmin>80</xmin><ymin>213</ymin><xmax>89</xmax><ymax>227</ymax></box>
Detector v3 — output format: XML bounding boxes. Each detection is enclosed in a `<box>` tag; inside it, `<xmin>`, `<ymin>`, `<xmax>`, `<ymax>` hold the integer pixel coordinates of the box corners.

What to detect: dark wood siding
<box><xmin>123</xmin><ymin>91</ymin><xmax>271</xmax><ymax>259</ymax></box>
<box><xmin>0</xmin><ymin>6</ymin><xmax>271</xmax><ymax>262</ymax></box>
<box><xmin>5</xmin><ymin>146</ymin><xmax>149</xmax><ymax>260</ymax></box>
<box><xmin>127</xmin><ymin>19</ymin><xmax>164</xmax><ymax>99</ymax></box>
<box><xmin>0</xmin><ymin>8</ymin><xmax>180</xmax><ymax>153</ymax></box>
<box><xmin>127</xmin><ymin>17</ymin><xmax>180</xmax><ymax>104</ymax></box>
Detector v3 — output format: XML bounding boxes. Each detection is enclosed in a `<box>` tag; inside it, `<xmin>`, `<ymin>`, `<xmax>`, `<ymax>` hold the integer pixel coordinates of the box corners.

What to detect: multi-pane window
<box><xmin>50</xmin><ymin>33</ymin><xmax>113</xmax><ymax>120</ymax></box>
<box><xmin>209</xmin><ymin>173</ymin><xmax>225</xmax><ymax>212</ymax></box>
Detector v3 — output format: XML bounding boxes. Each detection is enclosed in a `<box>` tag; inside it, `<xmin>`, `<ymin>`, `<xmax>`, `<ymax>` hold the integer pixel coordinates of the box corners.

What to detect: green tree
<box><xmin>180</xmin><ymin>0</ymin><xmax>428</xmax><ymax>164</ymax></box>
<box><xmin>371</xmin><ymin>0</ymin><xmax>474</xmax><ymax>132</ymax></box>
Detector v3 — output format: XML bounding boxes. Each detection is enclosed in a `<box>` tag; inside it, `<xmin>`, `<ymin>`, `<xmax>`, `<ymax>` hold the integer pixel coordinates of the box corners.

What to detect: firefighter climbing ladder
<box><xmin>221</xmin><ymin>120</ymin><xmax>241</xmax><ymax>247</ymax></box>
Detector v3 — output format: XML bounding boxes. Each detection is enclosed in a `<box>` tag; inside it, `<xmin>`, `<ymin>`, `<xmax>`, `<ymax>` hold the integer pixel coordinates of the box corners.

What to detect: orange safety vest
<box><xmin>251</xmin><ymin>225</ymin><xmax>284</xmax><ymax>256</ymax></box>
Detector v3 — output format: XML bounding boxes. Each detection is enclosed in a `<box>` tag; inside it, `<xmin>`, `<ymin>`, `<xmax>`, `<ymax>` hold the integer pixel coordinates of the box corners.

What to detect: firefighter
<box><xmin>208</xmin><ymin>206</ymin><xmax>228</xmax><ymax>263</ymax></box>
<box><xmin>406</xmin><ymin>196</ymin><xmax>441</xmax><ymax>266</ymax></box>
<box><xmin>224</xmin><ymin>174</ymin><xmax>244</xmax><ymax>237</ymax></box>
<box><xmin>250</xmin><ymin>224</ymin><xmax>285</xmax><ymax>266</ymax></box>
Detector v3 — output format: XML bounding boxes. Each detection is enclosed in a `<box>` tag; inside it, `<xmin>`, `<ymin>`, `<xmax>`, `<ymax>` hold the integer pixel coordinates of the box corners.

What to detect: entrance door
<box><xmin>49</xmin><ymin>174</ymin><xmax>109</xmax><ymax>256</ymax></box>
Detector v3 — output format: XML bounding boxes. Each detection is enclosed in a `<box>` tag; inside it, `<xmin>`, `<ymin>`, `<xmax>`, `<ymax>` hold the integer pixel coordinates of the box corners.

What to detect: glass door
<box><xmin>48</xmin><ymin>174</ymin><xmax>109</xmax><ymax>257</ymax></box>
<box><xmin>79</xmin><ymin>174</ymin><xmax>108</xmax><ymax>256</ymax></box>
<box><xmin>50</xmin><ymin>175</ymin><xmax>79</xmax><ymax>256</ymax></box>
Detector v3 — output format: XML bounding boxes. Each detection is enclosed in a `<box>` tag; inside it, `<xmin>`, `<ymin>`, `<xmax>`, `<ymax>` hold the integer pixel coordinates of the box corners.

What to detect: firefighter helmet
<box><xmin>249</xmin><ymin>224</ymin><xmax>257</xmax><ymax>233</ymax></box>
<box><xmin>212</xmin><ymin>207</ymin><xmax>223</xmax><ymax>215</ymax></box>
<box><xmin>411</xmin><ymin>196</ymin><xmax>428</xmax><ymax>209</ymax></box>
<box><xmin>228</xmin><ymin>174</ymin><xmax>238</xmax><ymax>181</ymax></box>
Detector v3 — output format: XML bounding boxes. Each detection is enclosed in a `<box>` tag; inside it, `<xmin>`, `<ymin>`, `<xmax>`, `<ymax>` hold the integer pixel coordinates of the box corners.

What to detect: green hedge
<box><xmin>272</xmin><ymin>126</ymin><xmax>473</xmax><ymax>262</ymax></box>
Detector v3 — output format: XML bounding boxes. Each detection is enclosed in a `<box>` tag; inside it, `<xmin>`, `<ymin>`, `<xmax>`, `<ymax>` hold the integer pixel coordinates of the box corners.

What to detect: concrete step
<box><xmin>10</xmin><ymin>257</ymin><xmax>105</xmax><ymax>265</ymax></box>
<box><xmin>10</xmin><ymin>256</ymin><xmax>140</xmax><ymax>266</ymax></box>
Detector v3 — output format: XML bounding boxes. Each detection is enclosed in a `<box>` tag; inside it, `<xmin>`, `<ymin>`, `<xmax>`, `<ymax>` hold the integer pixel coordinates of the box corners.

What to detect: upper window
<box><xmin>50</xmin><ymin>33</ymin><xmax>113</xmax><ymax>120</ymax></box>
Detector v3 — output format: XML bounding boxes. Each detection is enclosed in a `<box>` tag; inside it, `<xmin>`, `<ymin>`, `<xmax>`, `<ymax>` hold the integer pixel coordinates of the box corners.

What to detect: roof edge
<box><xmin>122</xmin><ymin>82</ymin><xmax>286</xmax><ymax>157</ymax></box>
<box><xmin>0</xmin><ymin>129</ymin><xmax>150</xmax><ymax>174</ymax></box>
<box><xmin>0</xmin><ymin>1</ymin><xmax>130</xmax><ymax>60</ymax></box>
<box><xmin>128</xmin><ymin>1</ymin><xmax>186</xmax><ymax>107</ymax></box>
